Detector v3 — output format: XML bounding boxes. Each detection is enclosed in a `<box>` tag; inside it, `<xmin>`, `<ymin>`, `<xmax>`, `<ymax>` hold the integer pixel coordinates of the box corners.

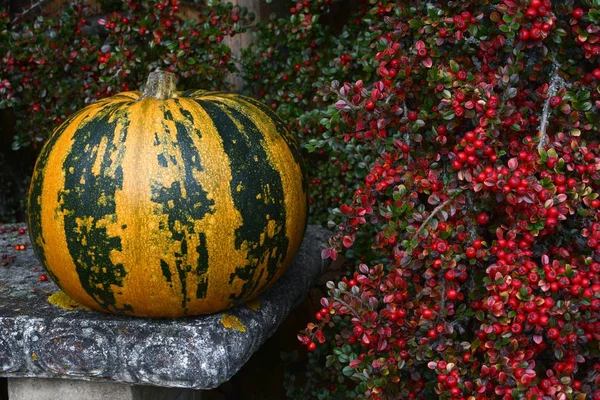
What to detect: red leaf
<box><xmin>342</xmin><ymin>236</ymin><xmax>353</xmax><ymax>248</ymax></box>
<box><xmin>340</xmin><ymin>204</ymin><xmax>353</xmax><ymax>214</ymax></box>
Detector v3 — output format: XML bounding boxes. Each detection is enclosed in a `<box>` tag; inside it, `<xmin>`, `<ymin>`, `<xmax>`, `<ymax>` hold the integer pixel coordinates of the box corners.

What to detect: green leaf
<box><xmin>449</xmin><ymin>60</ymin><xmax>460</xmax><ymax>73</ymax></box>
<box><xmin>547</xmin><ymin>148</ymin><xmax>558</xmax><ymax>158</ymax></box>
<box><xmin>554</xmin><ymin>348</ymin><xmax>563</xmax><ymax>360</ymax></box>
<box><xmin>408</xmin><ymin>19</ymin><xmax>420</xmax><ymax>29</ymax></box>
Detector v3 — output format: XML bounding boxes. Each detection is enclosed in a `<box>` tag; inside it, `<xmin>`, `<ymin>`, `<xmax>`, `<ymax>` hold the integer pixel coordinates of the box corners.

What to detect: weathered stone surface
<box><xmin>0</xmin><ymin>224</ymin><xmax>330</xmax><ymax>389</ymax></box>
<box><xmin>8</xmin><ymin>378</ymin><xmax>134</xmax><ymax>400</ymax></box>
<box><xmin>8</xmin><ymin>378</ymin><xmax>204</xmax><ymax>400</ymax></box>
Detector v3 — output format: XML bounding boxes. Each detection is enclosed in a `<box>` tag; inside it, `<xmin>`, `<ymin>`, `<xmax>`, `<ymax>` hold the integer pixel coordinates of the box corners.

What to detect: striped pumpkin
<box><xmin>27</xmin><ymin>71</ymin><xmax>308</xmax><ymax>318</ymax></box>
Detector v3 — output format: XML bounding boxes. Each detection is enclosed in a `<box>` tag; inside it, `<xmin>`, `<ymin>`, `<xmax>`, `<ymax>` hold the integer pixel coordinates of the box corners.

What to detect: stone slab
<box><xmin>8</xmin><ymin>378</ymin><xmax>134</xmax><ymax>400</ymax></box>
<box><xmin>8</xmin><ymin>378</ymin><xmax>203</xmax><ymax>400</ymax></box>
<box><xmin>0</xmin><ymin>224</ymin><xmax>330</xmax><ymax>389</ymax></box>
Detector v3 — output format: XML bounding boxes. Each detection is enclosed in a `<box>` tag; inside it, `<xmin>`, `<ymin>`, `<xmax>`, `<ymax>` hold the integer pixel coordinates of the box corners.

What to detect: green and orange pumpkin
<box><xmin>27</xmin><ymin>71</ymin><xmax>308</xmax><ymax>318</ymax></box>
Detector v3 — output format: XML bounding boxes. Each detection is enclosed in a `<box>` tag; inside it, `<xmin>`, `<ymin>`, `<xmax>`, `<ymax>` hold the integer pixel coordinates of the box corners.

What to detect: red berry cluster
<box><xmin>0</xmin><ymin>0</ymin><xmax>248</xmax><ymax>150</ymax></box>
<box><xmin>570</xmin><ymin>6</ymin><xmax>600</xmax><ymax>59</ymax></box>
<box><xmin>292</xmin><ymin>1</ymin><xmax>600</xmax><ymax>399</ymax></box>
<box><xmin>510</xmin><ymin>0</ymin><xmax>557</xmax><ymax>42</ymax></box>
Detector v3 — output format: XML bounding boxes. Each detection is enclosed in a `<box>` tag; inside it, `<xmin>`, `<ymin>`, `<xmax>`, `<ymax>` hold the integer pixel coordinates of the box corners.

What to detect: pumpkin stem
<box><xmin>139</xmin><ymin>71</ymin><xmax>178</xmax><ymax>101</ymax></box>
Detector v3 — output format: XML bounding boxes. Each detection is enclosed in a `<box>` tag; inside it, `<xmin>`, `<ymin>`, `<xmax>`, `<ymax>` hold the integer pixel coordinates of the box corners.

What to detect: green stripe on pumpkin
<box><xmin>150</xmin><ymin>103</ymin><xmax>215</xmax><ymax>314</ymax></box>
<box><xmin>59</xmin><ymin>104</ymin><xmax>132</xmax><ymax>313</ymax></box>
<box><xmin>28</xmin><ymin>110</ymin><xmax>88</xmax><ymax>284</ymax></box>
<box><xmin>196</xmin><ymin>99</ymin><xmax>289</xmax><ymax>303</ymax></box>
<box><xmin>229</xmin><ymin>95</ymin><xmax>310</xmax><ymax>229</ymax></box>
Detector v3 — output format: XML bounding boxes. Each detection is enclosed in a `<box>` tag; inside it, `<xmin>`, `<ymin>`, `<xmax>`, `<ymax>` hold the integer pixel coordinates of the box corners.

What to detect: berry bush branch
<box><xmin>10</xmin><ymin>0</ymin><xmax>53</xmax><ymax>23</ymax></box>
<box><xmin>537</xmin><ymin>59</ymin><xmax>563</xmax><ymax>150</ymax></box>
<box><xmin>411</xmin><ymin>197</ymin><xmax>454</xmax><ymax>243</ymax></box>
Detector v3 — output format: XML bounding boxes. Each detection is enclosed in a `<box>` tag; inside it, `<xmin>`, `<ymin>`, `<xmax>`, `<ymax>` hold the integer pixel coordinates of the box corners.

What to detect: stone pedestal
<box><xmin>0</xmin><ymin>224</ymin><xmax>330</xmax><ymax>396</ymax></box>
<box><xmin>8</xmin><ymin>379</ymin><xmax>203</xmax><ymax>400</ymax></box>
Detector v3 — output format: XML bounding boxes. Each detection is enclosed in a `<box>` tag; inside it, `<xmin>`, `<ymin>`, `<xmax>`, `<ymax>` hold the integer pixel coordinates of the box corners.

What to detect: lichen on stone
<box><xmin>48</xmin><ymin>291</ymin><xmax>91</xmax><ymax>311</ymax></box>
<box><xmin>220</xmin><ymin>314</ymin><xmax>246</xmax><ymax>332</ymax></box>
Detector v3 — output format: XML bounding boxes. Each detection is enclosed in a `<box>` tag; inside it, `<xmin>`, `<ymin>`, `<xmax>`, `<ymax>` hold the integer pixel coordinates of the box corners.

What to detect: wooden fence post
<box><xmin>224</xmin><ymin>0</ymin><xmax>263</xmax><ymax>92</ymax></box>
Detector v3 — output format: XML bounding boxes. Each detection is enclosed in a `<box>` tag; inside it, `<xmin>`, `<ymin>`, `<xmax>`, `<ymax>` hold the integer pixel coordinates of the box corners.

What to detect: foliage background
<box><xmin>2</xmin><ymin>0</ymin><xmax>600</xmax><ymax>399</ymax></box>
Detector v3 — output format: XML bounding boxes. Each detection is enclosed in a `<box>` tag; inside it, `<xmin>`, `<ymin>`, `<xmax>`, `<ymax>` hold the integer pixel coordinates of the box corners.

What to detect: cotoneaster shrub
<box><xmin>2</xmin><ymin>0</ymin><xmax>600</xmax><ymax>398</ymax></box>
<box><xmin>241</xmin><ymin>0</ymin><xmax>381</xmax><ymax>225</ymax></box>
<box><xmin>280</xmin><ymin>1</ymin><xmax>600</xmax><ymax>399</ymax></box>
<box><xmin>0</xmin><ymin>0</ymin><xmax>250</xmax><ymax>152</ymax></box>
<box><xmin>0</xmin><ymin>0</ymin><xmax>251</xmax><ymax>221</ymax></box>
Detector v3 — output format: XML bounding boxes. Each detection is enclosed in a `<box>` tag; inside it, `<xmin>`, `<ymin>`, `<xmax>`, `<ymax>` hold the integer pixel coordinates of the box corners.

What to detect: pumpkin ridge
<box><xmin>148</xmin><ymin>103</ymin><xmax>216</xmax><ymax>315</ymax></box>
<box><xmin>59</xmin><ymin>103</ymin><xmax>132</xmax><ymax>313</ymax></box>
<box><xmin>195</xmin><ymin>99</ymin><xmax>289</xmax><ymax>302</ymax></box>
<box><xmin>197</xmin><ymin>97</ymin><xmax>308</xmax><ymax>296</ymax></box>
<box><xmin>235</xmin><ymin>96</ymin><xmax>309</xmax><ymax>194</ymax></box>
<box><xmin>35</xmin><ymin>100</ymin><xmax>133</xmax><ymax>312</ymax></box>
<box><xmin>28</xmin><ymin>110</ymin><xmax>88</xmax><ymax>284</ymax></box>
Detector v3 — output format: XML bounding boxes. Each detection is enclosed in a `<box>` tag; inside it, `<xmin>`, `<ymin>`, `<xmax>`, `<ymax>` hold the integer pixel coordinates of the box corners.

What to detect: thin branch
<box><xmin>11</xmin><ymin>0</ymin><xmax>52</xmax><ymax>24</ymax></box>
<box><xmin>464</xmin><ymin>191</ymin><xmax>479</xmax><ymax>241</ymax></box>
<box><xmin>336</xmin><ymin>298</ymin><xmax>361</xmax><ymax>320</ymax></box>
<box><xmin>537</xmin><ymin>61</ymin><xmax>563</xmax><ymax>150</ymax></box>
<box><xmin>435</xmin><ymin>278</ymin><xmax>446</xmax><ymax>326</ymax></box>
<box><xmin>411</xmin><ymin>198</ymin><xmax>453</xmax><ymax>242</ymax></box>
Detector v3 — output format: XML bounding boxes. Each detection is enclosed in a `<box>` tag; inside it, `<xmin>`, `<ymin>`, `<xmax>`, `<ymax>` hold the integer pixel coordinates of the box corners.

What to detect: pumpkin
<box><xmin>27</xmin><ymin>71</ymin><xmax>308</xmax><ymax>317</ymax></box>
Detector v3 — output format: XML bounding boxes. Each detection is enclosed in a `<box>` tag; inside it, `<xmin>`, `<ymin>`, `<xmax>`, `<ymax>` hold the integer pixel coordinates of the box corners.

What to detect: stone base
<box><xmin>0</xmin><ymin>225</ymin><xmax>330</xmax><ymax>389</ymax></box>
<box><xmin>7</xmin><ymin>378</ymin><xmax>203</xmax><ymax>400</ymax></box>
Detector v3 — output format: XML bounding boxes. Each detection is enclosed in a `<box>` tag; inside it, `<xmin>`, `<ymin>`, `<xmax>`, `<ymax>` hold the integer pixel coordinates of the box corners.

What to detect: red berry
<box><xmin>549</xmin><ymin>96</ymin><xmax>562</xmax><ymax>107</ymax></box>
<box><xmin>511</xmin><ymin>323</ymin><xmax>522</xmax><ymax>334</ymax></box>
<box><xmin>530</xmin><ymin>28</ymin><xmax>542</xmax><ymax>40</ymax></box>
<box><xmin>572</xmin><ymin>8</ymin><xmax>584</xmax><ymax>19</ymax></box>
<box><xmin>447</xmin><ymin>289</ymin><xmax>458</xmax><ymax>300</ymax></box>
<box><xmin>436</xmin><ymin>241</ymin><xmax>448</xmax><ymax>253</ymax></box>
<box><xmin>477</xmin><ymin>213</ymin><xmax>489</xmax><ymax>225</ymax></box>
<box><xmin>465</xmin><ymin>247</ymin><xmax>476</xmax><ymax>259</ymax></box>
<box><xmin>525</xmin><ymin>8</ymin><xmax>537</xmax><ymax>19</ymax></box>
<box><xmin>485</xmin><ymin>108</ymin><xmax>496</xmax><ymax>119</ymax></box>
<box><xmin>40</xmin><ymin>274</ymin><xmax>48</xmax><ymax>282</ymax></box>
<box><xmin>547</xmin><ymin>327</ymin><xmax>559</xmax><ymax>339</ymax></box>
<box><xmin>530</xmin><ymin>0</ymin><xmax>542</xmax><ymax>8</ymax></box>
